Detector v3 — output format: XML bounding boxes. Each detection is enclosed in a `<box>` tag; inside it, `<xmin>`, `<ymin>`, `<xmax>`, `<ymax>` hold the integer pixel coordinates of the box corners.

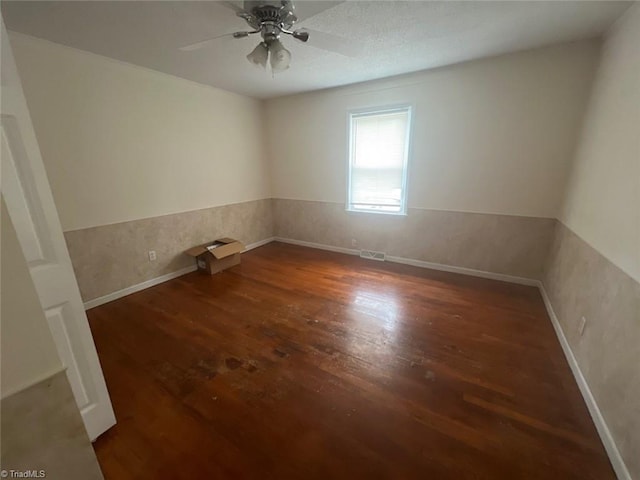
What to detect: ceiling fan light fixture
<box><xmin>269</xmin><ymin>39</ymin><xmax>291</xmax><ymax>73</ymax></box>
<box><xmin>292</xmin><ymin>29</ymin><xmax>309</xmax><ymax>42</ymax></box>
<box><xmin>246</xmin><ymin>42</ymin><xmax>269</xmax><ymax>68</ymax></box>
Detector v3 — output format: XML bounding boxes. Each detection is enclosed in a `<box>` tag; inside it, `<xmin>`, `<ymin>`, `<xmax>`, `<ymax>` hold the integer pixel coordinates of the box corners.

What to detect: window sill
<box><xmin>346</xmin><ymin>208</ymin><xmax>408</xmax><ymax>217</ymax></box>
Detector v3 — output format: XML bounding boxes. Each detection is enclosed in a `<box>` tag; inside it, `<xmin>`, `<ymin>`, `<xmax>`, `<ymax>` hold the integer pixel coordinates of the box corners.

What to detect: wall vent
<box><xmin>359</xmin><ymin>250</ymin><xmax>386</xmax><ymax>261</ymax></box>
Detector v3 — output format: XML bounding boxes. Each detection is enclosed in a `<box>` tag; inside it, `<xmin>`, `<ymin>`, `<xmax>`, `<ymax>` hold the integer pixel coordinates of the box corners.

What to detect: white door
<box><xmin>1</xmin><ymin>17</ymin><xmax>115</xmax><ymax>440</ymax></box>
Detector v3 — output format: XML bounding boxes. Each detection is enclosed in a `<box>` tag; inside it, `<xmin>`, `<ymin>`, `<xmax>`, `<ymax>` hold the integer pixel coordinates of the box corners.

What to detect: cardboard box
<box><xmin>185</xmin><ymin>237</ymin><xmax>245</xmax><ymax>275</ymax></box>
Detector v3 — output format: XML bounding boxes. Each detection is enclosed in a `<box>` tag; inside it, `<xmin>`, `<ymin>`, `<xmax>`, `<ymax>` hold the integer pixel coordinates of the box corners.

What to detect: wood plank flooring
<box><xmin>90</xmin><ymin>242</ymin><xmax>614</xmax><ymax>479</ymax></box>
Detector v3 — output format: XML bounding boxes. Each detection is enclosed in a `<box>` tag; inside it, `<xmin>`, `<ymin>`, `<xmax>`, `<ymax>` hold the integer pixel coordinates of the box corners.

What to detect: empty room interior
<box><xmin>1</xmin><ymin>1</ymin><xmax>638</xmax><ymax>479</ymax></box>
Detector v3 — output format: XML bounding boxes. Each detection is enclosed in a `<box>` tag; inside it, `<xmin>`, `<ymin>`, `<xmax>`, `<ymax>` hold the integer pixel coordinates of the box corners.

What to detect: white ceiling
<box><xmin>1</xmin><ymin>1</ymin><xmax>632</xmax><ymax>99</ymax></box>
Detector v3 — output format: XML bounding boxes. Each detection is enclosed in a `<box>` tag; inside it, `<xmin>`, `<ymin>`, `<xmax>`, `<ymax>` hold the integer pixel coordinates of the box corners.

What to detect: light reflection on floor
<box><xmin>345</xmin><ymin>286</ymin><xmax>404</xmax><ymax>364</ymax></box>
<box><xmin>352</xmin><ymin>288</ymin><xmax>400</xmax><ymax>331</ymax></box>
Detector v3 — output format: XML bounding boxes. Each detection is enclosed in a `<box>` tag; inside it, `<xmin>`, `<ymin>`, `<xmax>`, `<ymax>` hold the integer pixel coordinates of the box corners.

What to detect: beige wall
<box><xmin>543</xmin><ymin>222</ymin><xmax>639</xmax><ymax>479</ymax></box>
<box><xmin>274</xmin><ymin>199</ymin><xmax>555</xmax><ymax>280</ymax></box>
<box><xmin>66</xmin><ymin>199</ymin><xmax>274</xmax><ymax>302</ymax></box>
<box><xmin>265</xmin><ymin>41</ymin><xmax>600</xmax><ymax>218</ymax></box>
<box><xmin>559</xmin><ymin>4</ymin><xmax>640</xmax><ymax>283</ymax></box>
<box><xmin>1</xmin><ymin>197</ymin><xmax>62</xmax><ymax>397</ymax></box>
<box><xmin>9</xmin><ymin>33</ymin><xmax>270</xmax><ymax>232</ymax></box>
<box><xmin>543</xmin><ymin>5</ymin><xmax>640</xmax><ymax>478</ymax></box>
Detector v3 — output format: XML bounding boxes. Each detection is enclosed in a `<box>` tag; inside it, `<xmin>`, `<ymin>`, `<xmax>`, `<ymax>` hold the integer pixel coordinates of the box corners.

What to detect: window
<box><xmin>347</xmin><ymin>106</ymin><xmax>411</xmax><ymax>215</ymax></box>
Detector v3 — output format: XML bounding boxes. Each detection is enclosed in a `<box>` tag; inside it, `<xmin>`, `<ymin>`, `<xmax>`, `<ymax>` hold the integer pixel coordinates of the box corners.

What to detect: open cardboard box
<box><xmin>185</xmin><ymin>237</ymin><xmax>245</xmax><ymax>275</ymax></box>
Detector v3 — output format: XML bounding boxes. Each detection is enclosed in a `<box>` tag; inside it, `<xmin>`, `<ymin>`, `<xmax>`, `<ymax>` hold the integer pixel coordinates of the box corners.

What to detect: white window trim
<box><xmin>346</xmin><ymin>104</ymin><xmax>413</xmax><ymax>216</ymax></box>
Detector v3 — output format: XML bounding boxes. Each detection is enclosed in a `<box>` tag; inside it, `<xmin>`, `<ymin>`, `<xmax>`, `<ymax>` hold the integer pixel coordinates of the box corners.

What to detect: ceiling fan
<box><xmin>180</xmin><ymin>1</ymin><xmax>360</xmax><ymax>73</ymax></box>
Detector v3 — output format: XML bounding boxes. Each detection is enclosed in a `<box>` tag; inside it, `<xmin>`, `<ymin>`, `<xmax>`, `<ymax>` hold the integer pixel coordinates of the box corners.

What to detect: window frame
<box><xmin>346</xmin><ymin>104</ymin><xmax>413</xmax><ymax>216</ymax></box>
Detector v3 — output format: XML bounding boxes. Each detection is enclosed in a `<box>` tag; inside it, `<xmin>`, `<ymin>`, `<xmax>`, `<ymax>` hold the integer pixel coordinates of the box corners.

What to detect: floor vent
<box><xmin>359</xmin><ymin>250</ymin><xmax>386</xmax><ymax>261</ymax></box>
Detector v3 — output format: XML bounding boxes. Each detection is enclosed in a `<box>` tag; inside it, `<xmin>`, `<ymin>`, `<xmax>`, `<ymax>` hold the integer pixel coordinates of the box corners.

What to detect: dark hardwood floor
<box><xmin>90</xmin><ymin>242</ymin><xmax>614</xmax><ymax>479</ymax></box>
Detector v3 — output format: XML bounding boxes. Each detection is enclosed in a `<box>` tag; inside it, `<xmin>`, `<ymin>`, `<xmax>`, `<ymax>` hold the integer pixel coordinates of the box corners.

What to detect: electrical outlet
<box><xmin>351</xmin><ymin>238</ymin><xmax>358</xmax><ymax>247</ymax></box>
<box><xmin>148</xmin><ymin>250</ymin><xmax>157</xmax><ymax>262</ymax></box>
<box><xmin>578</xmin><ymin>316</ymin><xmax>587</xmax><ymax>336</ymax></box>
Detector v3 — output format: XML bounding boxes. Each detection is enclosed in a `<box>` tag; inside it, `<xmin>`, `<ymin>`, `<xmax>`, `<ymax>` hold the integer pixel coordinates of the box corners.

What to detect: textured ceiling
<box><xmin>1</xmin><ymin>1</ymin><xmax>632</xmax><ymax>99</ymax></box>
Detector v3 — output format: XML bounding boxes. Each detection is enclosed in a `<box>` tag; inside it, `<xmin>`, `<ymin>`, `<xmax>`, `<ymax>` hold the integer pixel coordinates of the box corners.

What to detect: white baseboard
<box><xmin>539</xmin><ymin>285</ymin><xmax>630</xmax><ymax>480</ymax></box>
<box><xmin>244</xmin><ymin>236</ymin><xmax>276</xmax><ymax>251</ymax></box>
<box><xmin>85</xmin><ymin>236</ymin><xmax>535</xmax><ymax>311</ymax></box>
<box><xmin>273</xmin><ymin>237</ymin><xmax>360</xmax><ymax>256</ymax></box>
<box><xmin>83</xmin><ymin>264</ymin><xmax>198</xmax><ymax>310</ymax></box>
<box><xmin>83</xmin><ymin>237</ymin><xmax>276</xmax><ymax>310</ymax></box>
<box><xmin>273</xmin><ymin>236</ymin><xmax>538</xmax><ymax>286</ymax></box>
<box><xmin>386</xmin><ymin>255</ymin><xmax>539</xmax><ymax>286</ymax></box>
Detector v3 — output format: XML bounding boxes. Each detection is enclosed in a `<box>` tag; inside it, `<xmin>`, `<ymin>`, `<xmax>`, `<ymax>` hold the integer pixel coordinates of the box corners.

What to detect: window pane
<box><xmin>353</xmin><ymin>112</ymin><xmax>408</xmax><ymax>169</ymax></box>
<box><xmin>351</xmin><ymin>167</ymin><xmax>403</xmax><ymax>204</ymax></box>
<box><xmin>349</xmin><ymin>108</ymin><xmax>409</xmax><ymax>214</ymax></box>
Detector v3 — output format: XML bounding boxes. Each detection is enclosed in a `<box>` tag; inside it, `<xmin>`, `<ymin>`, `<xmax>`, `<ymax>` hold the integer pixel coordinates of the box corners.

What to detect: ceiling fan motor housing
<box><xmin>253</xmin><ymin>5</ymin><xmax>282</xmax><ymax>23</ymax></box>
<box><xmin>244</xmin><ymin>1</ymin><xmax>295</xmax><ymax>17</ymax></box>
<box><xmin>242</xmin><ymin>0</ymin><xmax>297</xmax><ymax>41</ymax></box>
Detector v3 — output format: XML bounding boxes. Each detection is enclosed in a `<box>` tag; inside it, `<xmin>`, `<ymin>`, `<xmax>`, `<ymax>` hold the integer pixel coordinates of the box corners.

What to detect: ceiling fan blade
<box><xmin>179</xmin><ymin>32</ymin><xmax>238</xmax><ymax>52</ymax></box>
<box><xmin>293</xmin><ymin>1</ymin><xmax>344</xmax><ymax>23</ymax></box>
<box><xmin>300</xmin><ymin>28</ymin><xmax>364</xmax><ymax>57</ymax></box>
<box><xmin>219</xmin><ymin>1</ymin><xmax>245</xmax><ymax>15</ymax></box>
